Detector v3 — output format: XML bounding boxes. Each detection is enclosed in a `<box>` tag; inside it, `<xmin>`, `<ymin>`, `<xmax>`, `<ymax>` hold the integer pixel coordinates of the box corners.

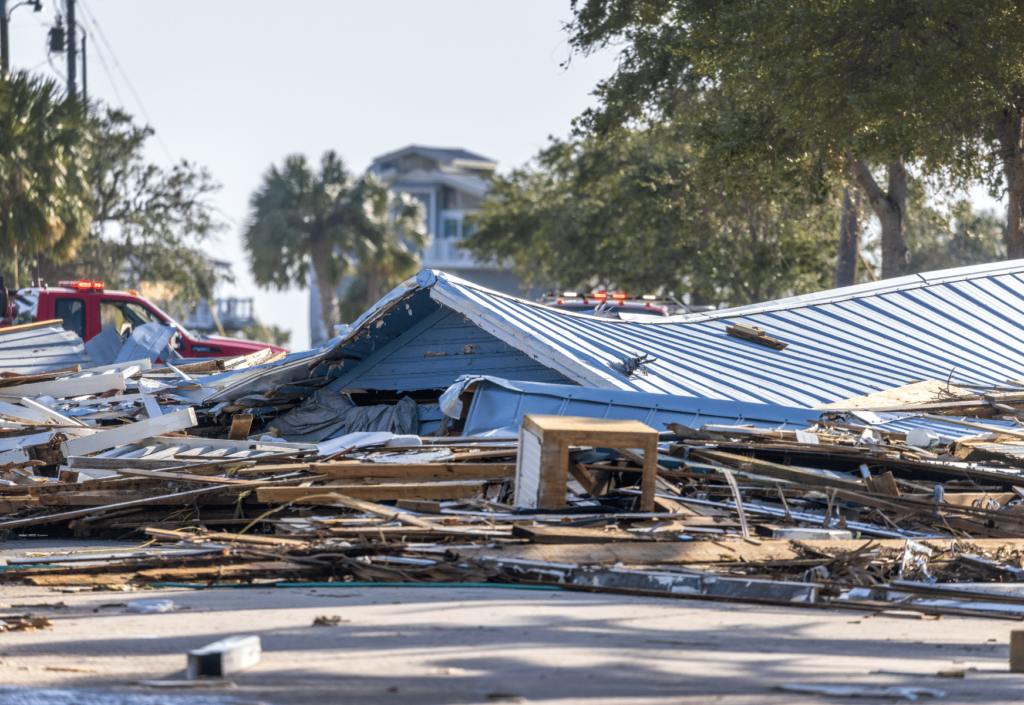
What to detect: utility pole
<box><xmin>80</xmin><ymin>28</ymin><xmax>85</xmax><ymax>100</ymax></box>
<box><xmin>65</xmin><ymin>0</ymin><xmax>75</xmax><ymax>98</ymax></box>
<box><xmin>1</xmin><ymin>0</ymin><xmax>9</xmax><ymax>77</ymax></box>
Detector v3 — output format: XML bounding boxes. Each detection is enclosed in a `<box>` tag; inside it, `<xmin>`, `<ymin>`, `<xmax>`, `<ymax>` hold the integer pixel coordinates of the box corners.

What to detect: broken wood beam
<box><xmin>315</xmin><ymin>462</ymin><xmax>514</xmax><ymax>480</ymax></box>
<box><xmin>61</xmin><ymin>407</ymin><xmax>198</xmax><ymax>457</ymax></box>
<box><xmin>257</xmin><ymin>480</ymin><xmax>489</xmax><ymax>502</ymax></box>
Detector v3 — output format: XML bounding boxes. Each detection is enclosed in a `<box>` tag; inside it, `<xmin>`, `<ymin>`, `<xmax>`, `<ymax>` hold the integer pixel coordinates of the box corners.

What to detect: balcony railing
<box><xmin>420</xmin><ymin>237</ymin><xmax>481</xmax><ymax>269</ymax></box>
<box><xmin>183</xmin><ymin>298</ymin><xmax>255</xmax><ymax>333</ymax></box>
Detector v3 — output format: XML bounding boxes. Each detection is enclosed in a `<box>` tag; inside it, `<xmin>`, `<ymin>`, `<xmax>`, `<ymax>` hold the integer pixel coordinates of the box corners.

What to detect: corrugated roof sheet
<box><xmin>0</xmin><ymin>323</ymin><xmax>93</xmax><ymax>375</ymax></box>
<box><xmin>326</xmin><ymin>261</ymin><xmax>1024</xmax><ymax>407</ymax></box>
<box><xmin>457</xmin><ymin>375</ymin><xmax>1011</xmax><ymax>442</ymax></box>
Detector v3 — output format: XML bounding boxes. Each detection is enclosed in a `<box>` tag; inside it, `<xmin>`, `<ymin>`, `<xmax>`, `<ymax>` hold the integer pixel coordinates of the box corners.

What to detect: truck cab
<box><xmin>5</xmin><ymin>280</ymin><xmax>287</xmax><ymax>359</ymax></box>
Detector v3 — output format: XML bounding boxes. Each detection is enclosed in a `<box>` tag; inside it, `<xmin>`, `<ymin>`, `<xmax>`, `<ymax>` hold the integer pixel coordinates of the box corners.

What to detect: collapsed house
<box><xmin>3</xmin><ymin>260</ymin><xmax>1024</xmax><ymax>621</ymax></box>
<box><xmin>315</xmin><ymin>261</ymin><xmax>1024</xmax><ymax>407</ymax></box>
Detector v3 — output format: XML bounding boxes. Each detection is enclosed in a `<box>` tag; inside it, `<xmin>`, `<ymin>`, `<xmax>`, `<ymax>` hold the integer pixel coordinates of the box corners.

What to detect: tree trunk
<box><xmin>993</xmin><ymin>112</ymin><xmax>1024</xmax><ymax>260</ymax></box>
<box><xmin>309</xmin><ymin>239</ymin><xmax>339</xmax><ymax>336</ymax></box>
<box><xmin>834</xmin><ymin>186</ymin><xmax>861</xmax><ymax>288</ymax></box>
<box><xmin>852</xmin><ymin>159</ymin><xmax>908</xmax><ymax>279</ymax></box>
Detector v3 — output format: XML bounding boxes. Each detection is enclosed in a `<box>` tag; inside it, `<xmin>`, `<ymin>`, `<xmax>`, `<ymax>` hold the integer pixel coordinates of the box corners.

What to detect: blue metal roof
<box><xmin>325</xmin><ymin>261</ymin><xmax>1024</xmax><ymax>406</ymax></box>
<box><xmin>457</xmin><ymin>376</ymin><xmax>1010</xmax><ymax>442</ymax></box>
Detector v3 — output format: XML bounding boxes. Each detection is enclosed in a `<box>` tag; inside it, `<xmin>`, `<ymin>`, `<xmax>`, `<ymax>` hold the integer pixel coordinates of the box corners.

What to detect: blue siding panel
<box><xmin>332</xmin><ymin>309</ymin><xmax>570</xmax><ymax>391</ymax></box>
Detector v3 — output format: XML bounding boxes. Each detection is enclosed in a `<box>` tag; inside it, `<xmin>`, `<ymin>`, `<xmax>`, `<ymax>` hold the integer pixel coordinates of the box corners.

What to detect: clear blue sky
<box><xmin>7</xmin><ymin>1</ymin><xmax>618</xmax><ymax>349</ymax></box>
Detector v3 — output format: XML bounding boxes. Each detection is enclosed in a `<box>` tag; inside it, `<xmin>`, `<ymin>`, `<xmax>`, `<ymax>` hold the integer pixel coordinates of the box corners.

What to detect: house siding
<box><xmin>328</xmin><ymin>308</ymin><xmax>571</xmax><ymax>392</ymax></box>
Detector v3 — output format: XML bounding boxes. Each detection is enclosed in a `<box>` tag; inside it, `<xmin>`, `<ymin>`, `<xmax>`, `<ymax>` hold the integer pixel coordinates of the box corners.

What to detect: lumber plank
<box><xmin>144</xmin><ymin>527</ymin><xmax>309</xmax><ymax>546</ymax></box>
<box><xmin>229</xmin><ymin>414</ymin><xmax>253</xmax><ymax>441</ymax></box>
<box><xmin>61</xmin><ymin>408</ymin><xmax>197</xmax><ymax>457</ymax></box>
<box><xmin>0</xmin><ymin>319</ymin><xmax>64</xmax><ymax>336</ymax></box>
<box><xmin>460</xmin><ymin>538</ymin><xmax>1024</xmax><ymax>566</ymax></box>
<box><xmin>67</xmin><ymin>456</ymin><xmax>193</xmax><ymax>470</ymax></box>
<box><xmin>315</xmin><ymin>462</ymin><xmax>514</xmax><ymax>480</ymax></box>
<box><xmin>0</xmin><ymin>482</ymin><xmax>256</xmax><ymax>528</ymax></box>
<box><xmin>257</xmin><ymin>481</ymin><xmax>488</xmax><ymax>502</ymax></box>
<box><xmin>511</xmin><ymin>525</ymin><xmax>650</xmax><ymax>543</ymax></box>
<box><xmin>689</xmin><ymin>448</ymin><xmax>866</xmax><ymax>491</ymax></box>
<box><xmin>104</xmin><ymin>467</ymin><xmax>255</xmax><ymax>485</ymax></box>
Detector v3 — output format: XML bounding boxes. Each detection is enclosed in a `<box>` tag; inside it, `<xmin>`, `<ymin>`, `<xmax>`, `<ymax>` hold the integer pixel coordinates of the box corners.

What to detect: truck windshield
<box><xmin>13</xmin><ymin>291</ymin><xmax>38</xmax><ymax>325</ymax></box>
<box><xmin>100</xmin><ymin>301</ymin><xmax>192</xmax><ymax>336</ymax></box>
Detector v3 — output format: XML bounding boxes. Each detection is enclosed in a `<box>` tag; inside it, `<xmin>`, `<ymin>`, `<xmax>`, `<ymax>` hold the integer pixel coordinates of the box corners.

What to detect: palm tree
<box><xmin>0</xmin><ymin>72</ymin><xmax>92</xmax><ymax>288</ymax></box>
<box><xmin>244</xmin><ymin>151</ymin><xmax>364</xmax><ymax>335</ymax></box>
<box><xmin>338</xmin><ymin>175</ymin><xmax>428</xmax><ymax>323</ymax></box>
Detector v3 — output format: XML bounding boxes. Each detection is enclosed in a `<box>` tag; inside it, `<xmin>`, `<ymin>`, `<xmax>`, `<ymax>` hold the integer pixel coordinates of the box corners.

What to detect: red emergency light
<box><xmin>58</xmin><ymin>280</ymin><xmax>105</xmax><ymax>291</ymax></box>
<box><xmin>593</xmin><ymin>291</ymin><xmax>608</xmax><ymax>301</ymax></box>
<box><xmin>611</xmin><ymin>292</ymin><xmax>628</xmax><ymax>300</ymax></box>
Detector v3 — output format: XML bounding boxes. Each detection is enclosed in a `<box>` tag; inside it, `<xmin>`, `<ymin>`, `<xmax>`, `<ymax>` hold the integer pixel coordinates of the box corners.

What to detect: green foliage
<box><xmin>245</xmin><ymin>152</ymin><xmax>427</xmax><ymax>332</ymax></box>
<box><xmin>52</xmin><ymin>108</ymin><xmax>227</xmax><ymax>303</ymax></box>
<box><xmin>26</xmin><ymin>106</ymin><xmax>229</xmax><ymax>305</ymax></box>
<box><xmin>0</xmin><ymin>72</ymin><xmax>92</xmax><ymax>287</ymax></box>
<box><xmin>338</xmin><ymin>176</ymin><xmax>427</xmax><ymax>323</ymax></box>
<box><xmin>464</xmin><ymin>126</ymin><xmax>837</xmax><ymax>306</ymax></box>
<box><xmin>244</xmin><ymin>152</ymin><xmax>358</xmax><ymax>292</ymax></box>
<box><xmin>906</xmin><ymin>209</ymin><xmax>1006</xmax><ymax>276</ymax></box>
<box><xmin>567</xmin><ymin>0</ymin><xmax>1024</xmax><ymax>259</ymax></box>
<box><xmin>244</xmin><ymin>151</ymin><xmax>367</xmax><ymax>333</ymax></box>
<box><xmin>864</xmin><ymin>178</ymin><xmax>1006</xmax><ymax>276</ymax></box>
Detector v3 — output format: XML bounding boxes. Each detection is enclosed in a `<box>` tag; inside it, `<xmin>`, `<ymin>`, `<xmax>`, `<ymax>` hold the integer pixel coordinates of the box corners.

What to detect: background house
<box><xmin>309</xmin><ymin>145</ymin><xmax>526</xmax><ymax>347</ymax></box>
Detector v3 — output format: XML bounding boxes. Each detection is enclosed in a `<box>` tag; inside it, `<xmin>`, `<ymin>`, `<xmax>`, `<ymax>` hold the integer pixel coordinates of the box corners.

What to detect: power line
<box><xmin>77</xmin><ymin>0</ymin><xmax>175</xmax><ymax>164</ymax></box>
<box><xmin>67</xmin><ymin>6</ymin><xmax>123</xmax><ymax>106</ymax></box>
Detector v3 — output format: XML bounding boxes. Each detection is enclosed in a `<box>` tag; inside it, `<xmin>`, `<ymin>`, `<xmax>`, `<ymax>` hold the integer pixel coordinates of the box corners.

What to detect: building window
<box><xmin>443</xmin><ymin>218</ymin><xmax>460</xmax><ymax>238</ymax></box>
<box><xmin>54</xmin><ymin>297</ymin><xmax>85</xmax><ymax>339</ymax></box>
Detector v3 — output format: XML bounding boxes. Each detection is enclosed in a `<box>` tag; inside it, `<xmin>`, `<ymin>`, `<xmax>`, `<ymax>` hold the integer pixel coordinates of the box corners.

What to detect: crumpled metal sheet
<box><xmin>0</xmin><ymin>324</ymin><xmax>92</xmax><ymax>375</ymax></box>
<box><xmin>113</xmin><ymin>322</ymin><xmax>176</xmax><ymax>365</ymax></box>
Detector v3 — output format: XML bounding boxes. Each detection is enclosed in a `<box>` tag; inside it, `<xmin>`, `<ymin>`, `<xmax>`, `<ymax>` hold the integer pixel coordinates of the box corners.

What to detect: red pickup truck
<box><xmin>0</xmin><ymin>279</ymin><xmax>287</xmax><ymax>359</ymax></box>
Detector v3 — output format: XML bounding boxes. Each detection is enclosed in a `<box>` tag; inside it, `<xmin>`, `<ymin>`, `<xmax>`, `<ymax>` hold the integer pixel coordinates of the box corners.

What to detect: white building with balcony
<box><xmin>309</xmin><ymin>145</ymin><xmax>525</xmax><ymax>347</ymax></box>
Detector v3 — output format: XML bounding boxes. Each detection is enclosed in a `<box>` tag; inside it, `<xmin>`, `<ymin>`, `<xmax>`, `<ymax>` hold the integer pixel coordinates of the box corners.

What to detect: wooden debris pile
<box><xmin>6</xmin><ymin>353</ymin><xmax>1024</xmax><ymax>619</ymax></box>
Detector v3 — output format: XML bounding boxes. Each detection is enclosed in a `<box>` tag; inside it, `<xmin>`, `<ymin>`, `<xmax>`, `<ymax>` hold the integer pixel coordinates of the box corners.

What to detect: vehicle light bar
<box><xmin>58</xmin><ymin>280</ymin><xmax>105</xmax><ymax>291</ymax></box>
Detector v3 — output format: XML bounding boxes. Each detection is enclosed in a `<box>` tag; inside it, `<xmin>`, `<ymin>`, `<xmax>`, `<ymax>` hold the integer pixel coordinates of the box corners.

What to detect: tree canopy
<box><xmin>338</xmin><ymin>175</ymin><xmax>427</xmax><ymax>323</ymax></box>
<box><xmin>245</xmin><ymin>151</ymin><xmax>425</xmax><ymax>336</ymax></box>
<box><xmin>38</xmin><ymin>107</ymin><xmax>229</xmax><ymax>304</ymax></box>
<box><xmin>0</xmin><ymin>72</ymin><xmax>92</xmax><ymax>288</ymax></box>
<box><xmin>567</xmin><ymin>0</ymin><xmax>1024</xmax><ymax>276</ymax></box>
<box><xmin>464</xmin><ymin>125</ymin><xmax>837</xmax><ymax>306</ymax></box>
<box><xmin>244</xmin><ymin>151</ymin><xmax>364</xmax><ymax>335</ymax></box>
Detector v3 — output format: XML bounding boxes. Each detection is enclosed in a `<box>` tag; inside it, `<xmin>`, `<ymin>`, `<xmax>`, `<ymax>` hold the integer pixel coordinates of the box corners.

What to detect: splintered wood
<box><xmin>6</xmin><ymin>351</ymin><xmax>1024</xmax><ymax>619</ymax></box>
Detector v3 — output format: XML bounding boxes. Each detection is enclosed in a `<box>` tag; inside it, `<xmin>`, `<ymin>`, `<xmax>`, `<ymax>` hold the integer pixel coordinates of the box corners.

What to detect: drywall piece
<box><xmin>187</xmin><ymin>635</ymin><xmax>261</xmax><ymax>679</ymax></box>
<box><xmin>61</xmin><ymin>407</ymin><xmax>197</xmax><ymax>457</ymax></box>
<box><xmin>773</xmin><ymin>528</ymin><xmax>854</xmax><ymax>541</ymax></box>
